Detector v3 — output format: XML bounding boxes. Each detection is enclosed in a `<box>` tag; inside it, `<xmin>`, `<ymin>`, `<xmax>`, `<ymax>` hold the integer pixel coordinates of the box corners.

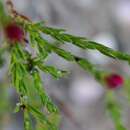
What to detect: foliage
<box><xmin>0</xmin><ymin>0</ymin><xmax>130</xmax><ymax>130</ymax></box>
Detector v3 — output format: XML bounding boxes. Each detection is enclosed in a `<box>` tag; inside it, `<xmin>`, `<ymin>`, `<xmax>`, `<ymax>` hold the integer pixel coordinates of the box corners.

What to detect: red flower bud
<box><xmin>105</xmin><ymin>74</ymin><xmax>124</xmax><ymax>89</ymax></box>
<box><xmin>4</xmin><ymin>22</ymin><xmax>24</xmax><ymax>43</ymax></box>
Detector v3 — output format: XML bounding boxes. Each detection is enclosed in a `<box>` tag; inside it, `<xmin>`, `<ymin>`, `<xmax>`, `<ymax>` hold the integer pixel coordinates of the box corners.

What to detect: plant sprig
<box><xmin>36</xmin><ymin>25</ymin><xmax>130</xmax><ymax>62</ymax></box>
<box><xmin>0</xmin><ymin>0</ymin><xmax>129</xmax><ymax>129</ymax></box>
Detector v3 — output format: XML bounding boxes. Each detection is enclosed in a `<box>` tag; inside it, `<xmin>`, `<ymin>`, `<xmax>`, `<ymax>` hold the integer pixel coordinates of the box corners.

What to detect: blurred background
<box><xmin>1</xmin><ymin>0</ymin><xmax>130</xmax><ymax>129</ymax></box>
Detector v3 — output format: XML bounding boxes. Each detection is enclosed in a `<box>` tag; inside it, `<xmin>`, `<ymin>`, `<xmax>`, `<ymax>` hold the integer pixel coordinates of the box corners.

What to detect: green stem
<box><xmin>24</xmin><ymin>108</ymin><xmax>32</xmax><ymax>130</ymax></box>
<box><xmin>106</xmin><ymin>92</ymin><xmax>126</xmax><ymax>130</ymax></box>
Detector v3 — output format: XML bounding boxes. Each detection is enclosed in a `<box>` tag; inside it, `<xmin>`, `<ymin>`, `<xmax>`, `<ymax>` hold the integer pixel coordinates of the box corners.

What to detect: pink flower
<box><xmin>105</xmin><ymin>74</ymin><xmax>124</xmax><ymax>89</ymax></box>
<box><xmin>5</xmin><ymin>23</ymin><xmax>24</xmax><ymax>43</ymax></box>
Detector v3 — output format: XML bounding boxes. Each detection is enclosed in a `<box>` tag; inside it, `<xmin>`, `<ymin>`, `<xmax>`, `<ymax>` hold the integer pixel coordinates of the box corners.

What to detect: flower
<box><xmin>105</xmin><ymin>74</ymin><xmax>124</xmax><ymax>89</ymax></box>
<box><xmin>4</xmin><ymin>22</ymin><xmax>24</xmax><ymax>43</ymax></box>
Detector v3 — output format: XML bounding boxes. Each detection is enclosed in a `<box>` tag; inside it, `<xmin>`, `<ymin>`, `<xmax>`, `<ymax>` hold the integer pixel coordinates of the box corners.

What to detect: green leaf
<box><xmin>32</xmin><ymin>71</ymin><xmax>58</xmax><ymax>113</ymax></box>
<box><xmin>46</xmin><ymin>44</ymin><xmax>102</xmax><ymax>80</ymax></box>
<box><xmin>10</xmin><ymin>44</ymin><xmax>29</xmax><ymax>94</ymax></box>
<box><xmin>50</xmin><ymin>45</ymin><xmax>75</xmax><ymax>61</ymax></box>
<box><xmin>40</xmin><ymin>25</ymin><xmax>130</xmax><ymax>63</ymax></box>
<box><xmin>0</xmin><ymin>0</ymin><xmax>9</xmax><ymax>25</ymax></box>
<box><xmin>37</xmin><ymin>62</ymin><xmax>68</xmax><ymax>79</ymax></box>
<box><xmin>29</xmin><ymin>105</ymin><xmax>58</xmax><ymax>130</ymax></box>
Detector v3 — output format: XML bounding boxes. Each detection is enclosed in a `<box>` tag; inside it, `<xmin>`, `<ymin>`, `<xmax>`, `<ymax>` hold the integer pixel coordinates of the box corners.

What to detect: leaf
<box><xmin>29</xmin><ymin>105</ymin><xmax>58</xmax><ymax>130</ymax></box>
<box><xmin>39</xmin><ymin>25</ymin><xmax>130</xmax><ymax>63</ymax></box>
<box><xmin>37</xmin><ymin>62</ymin><xmax>68</xmax><ymax>79</ymax></box>
<box><xmin>50</xmin><ymin>45</ymin><xmax>75</xmax><ymax>61</ymax></box>
<box><xmin>32</xmin><ymin>71</ymin><xmax>58</xmax><ymax>113</ymax></box>
<box><xmin>35</xmin><ymin>37</ymin><xmax>51</xmax><ymax>59</ymax></box>
<box><xmin>89</xmin><ymin>41</ymin><xmax>130</xmax><ymax>60</ymax></box>
<box><xmin>33</xmin><ymin>21</ymin><xmax>45</xmax><ymax>29</ymax></box>
<box><xmin>46</xmin><ymin>44</ymin><xmax>102</xmax><ymax>80</ymax></box>
<box><xmin>0</xmin><ymin>0</ymin><xmax>9</xmax><ymax>24</ymax></box>
<box><xmin>10</xmin><ymin>44</ymin><xmax>29</xmax><ymax>94</ymax></box>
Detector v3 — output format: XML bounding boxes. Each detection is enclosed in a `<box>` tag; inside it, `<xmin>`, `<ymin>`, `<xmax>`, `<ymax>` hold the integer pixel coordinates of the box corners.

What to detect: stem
<box><xmin>24</xmin><ymin>108</ymin><xmax>32</xmax><ymax>130</ymax></box>
<box><xmin>106</xmin><ymin>92</ymin><xmax>126</xmax><ymax>130</ymax></box>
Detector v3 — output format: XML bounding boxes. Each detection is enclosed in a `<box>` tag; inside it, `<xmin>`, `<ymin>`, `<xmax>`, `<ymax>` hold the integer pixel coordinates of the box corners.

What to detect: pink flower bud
<box><xmin>4</xmin><ymin>22</ymin><xmax>24</xmax><ymax>43</ymax></box>
<box><xmin>105</xmin><ymin>74</ymin><xmax>124</xmax><ymax>89</ymax></box>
